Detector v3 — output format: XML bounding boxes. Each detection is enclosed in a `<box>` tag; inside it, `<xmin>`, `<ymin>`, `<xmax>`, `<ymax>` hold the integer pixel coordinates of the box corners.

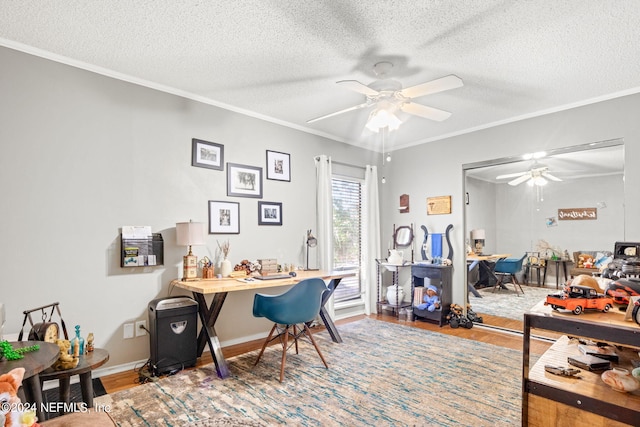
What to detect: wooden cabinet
<box><xmin>411</xmin><ymin>264</ymin><xmax>452</xmax><ymax>326</ymax></box>
<box><xmin>523</xmin><ymin>312</ymin><xmax>640</xmax><ymax>426</ymax></box>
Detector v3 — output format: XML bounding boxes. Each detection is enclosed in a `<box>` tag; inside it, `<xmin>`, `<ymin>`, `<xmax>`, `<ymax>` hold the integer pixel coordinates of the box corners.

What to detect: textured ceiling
<box><xmin>1</xmin><ymin>1</ymin><xmax>640</xmax><ymax>153</ymax></box>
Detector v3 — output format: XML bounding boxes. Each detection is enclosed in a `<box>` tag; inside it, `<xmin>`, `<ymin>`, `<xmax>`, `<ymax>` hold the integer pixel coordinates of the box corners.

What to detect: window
<box><xmin>332</xmin><ymin>177</ymin><xmax>362</xmax><ymax>302</ymax></box>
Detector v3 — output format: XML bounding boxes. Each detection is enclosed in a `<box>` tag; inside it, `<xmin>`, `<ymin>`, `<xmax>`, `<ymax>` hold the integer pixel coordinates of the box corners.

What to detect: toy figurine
<box><xmin>416</xmin><ymin>285</ymin><xmax>440</xmax><ymax>312</ymax></box>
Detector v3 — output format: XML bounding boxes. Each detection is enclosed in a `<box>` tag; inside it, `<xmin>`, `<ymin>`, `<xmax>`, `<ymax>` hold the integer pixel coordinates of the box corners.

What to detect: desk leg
<box><xmin>318</xmin><ymin>278</ymin><xmax>343</xmax><ymax>343</ymax></box>
<box><xmin>192</xmin><ymin>292</ymin><xmax>231</xmax><ymax>379</ymax></box>
<box><xmin>79</xmin><ymin>372</ymin><xmax>94</xmax><ymax>407</ymax></box>
<box><xmin>23</xmin><ymin>375</ymin><xmax>46</xmax><ymax>422</ymax></box>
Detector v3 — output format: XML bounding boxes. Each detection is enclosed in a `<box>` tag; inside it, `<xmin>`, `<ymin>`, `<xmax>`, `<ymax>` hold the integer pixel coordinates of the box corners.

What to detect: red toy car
<box><xmin>545</xmin><ymin>284</ymin><xmax>614</xmax><ymax>315</ymax></box>
<box><xmin>604</xmin><ymin>278</ymin><xmax>640</xmax><ymax>306</ymax></box>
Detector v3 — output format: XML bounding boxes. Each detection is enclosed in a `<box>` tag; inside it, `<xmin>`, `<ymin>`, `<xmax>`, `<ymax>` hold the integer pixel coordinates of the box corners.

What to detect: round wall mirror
<box><xmin>394</xmin><ymin>226</ymin><xmax>413</xmax><ymax>247</ymax></box>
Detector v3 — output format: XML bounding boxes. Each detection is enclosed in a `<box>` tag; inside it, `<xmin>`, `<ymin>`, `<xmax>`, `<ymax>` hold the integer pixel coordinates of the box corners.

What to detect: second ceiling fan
<box><xmin>307</xmin><ymin>61</ymin><xmax>463</xmax><ymax>128</ymax></box>
<box><xmin>496</xmin><ymin>165</ymin><xmax>563</xmax><ymax>186</ymax></box>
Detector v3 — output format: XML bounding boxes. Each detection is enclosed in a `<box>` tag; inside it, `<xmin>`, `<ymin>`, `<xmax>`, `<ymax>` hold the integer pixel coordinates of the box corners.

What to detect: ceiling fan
<box><xmin>496</xmin><ymin>165</ymin><xmax>563</xmax><ymax>186</ymax></box>
<box><xmin>307</xmin><ymin>61</ymin><xmax>463</xmax><ymax>129</ymax></box>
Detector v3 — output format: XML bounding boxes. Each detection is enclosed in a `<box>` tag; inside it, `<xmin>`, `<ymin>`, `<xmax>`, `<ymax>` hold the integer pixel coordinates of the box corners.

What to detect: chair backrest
<box><xmin>494</xmin><ymin>254</ymin><xmax>527</xmax><ymax>274</ymax></box>
<box><xmin>253</xmin><ymin>278</ymin><xmax>328</xmax><ymax>325</ymax></box>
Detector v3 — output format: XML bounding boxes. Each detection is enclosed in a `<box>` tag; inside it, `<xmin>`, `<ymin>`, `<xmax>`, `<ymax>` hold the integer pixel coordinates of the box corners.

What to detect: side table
<box><xmin>0</xmin><ymin>340</ymin><xmax>59</xmax><ymax>422</ymax></box>
<box><xmin>38</xmin><ymin>348</ymin><xmax>109</xmax><ymax>417</ymax></box>
<box><xmin>542</xmin><ymin>259</ymin><xmax>570</xmax><ymax>289</ymax></box>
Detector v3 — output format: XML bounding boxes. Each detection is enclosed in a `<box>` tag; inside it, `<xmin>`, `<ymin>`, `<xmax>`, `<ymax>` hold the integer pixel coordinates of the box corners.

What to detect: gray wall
<box><xmin>382</xmin><ymin>94</ymin><xmax>639</xmax><ymax>305</ymax></box>
<box><xmin>467</xmin><ymin>174</ymin><xmax>624</xmax><ymax>256</ymax></box>
<box><xmin>0</xmin><ymin>47</ymin><xmax>380</xmax><ymax>368</ymax></box>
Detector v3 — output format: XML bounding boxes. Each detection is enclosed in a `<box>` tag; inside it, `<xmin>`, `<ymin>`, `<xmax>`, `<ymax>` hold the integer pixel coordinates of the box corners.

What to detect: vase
<box><xmin>69</xmin><ymin>325</ymin><xmax>85</xmax><ymax>356</ymax></box>
<box><xmin>220</xmin><ymin>258</ymin><xmax>232</xmax><ymax>278</ymax></box>
<box><xmin>601</xmin><ymin>367</ymin><xmax>640</xmax><ymax>393</ymax></box>
<box><xmin>386</xmin><ymin>285</ymin><xmax>405</xmax><ymax>306</ymax></box>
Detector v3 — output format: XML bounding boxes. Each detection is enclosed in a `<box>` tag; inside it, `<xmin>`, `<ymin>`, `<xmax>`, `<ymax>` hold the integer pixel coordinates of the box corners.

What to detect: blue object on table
<box><xmin>431</xmin><ymin>233</ymin><xmax>443</xmax><ymax>258</ymax></box>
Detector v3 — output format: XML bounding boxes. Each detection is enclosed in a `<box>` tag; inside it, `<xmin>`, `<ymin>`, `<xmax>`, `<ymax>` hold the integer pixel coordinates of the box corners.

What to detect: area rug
<box><xmin>469</xmin><ymin>284</ymin><xmax>556</xmax><ymax>321</ymax></box>
<box><xmin>96</xmin><ymin>318</ymin><xmax>523</xmax><ymax>426</ymax></box>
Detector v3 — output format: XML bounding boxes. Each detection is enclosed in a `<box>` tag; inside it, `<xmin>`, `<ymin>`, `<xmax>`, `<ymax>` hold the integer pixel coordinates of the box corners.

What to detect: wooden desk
<box><xmin>0</xmin><ymin>340</ymin><xmax>59</xmax><ymax>422</ymax></box>
<box><xmin>171</xmin><ymin>270</ymin><xmax>354</xmax><ymax>379</ymax></box>
<box><xmin>467</xmin><ymin>254</ymin><xmax>510</xmax><ymax>290</ymax></box>
<box><xmin>39</xmin><ymin>348</ymin><xmax>109</xmax><ymax>416</ymax></box>
<box><xmin>467</xmin><ymin>253</ymin><xmax>511</xmax><ymax>261</ymax></box>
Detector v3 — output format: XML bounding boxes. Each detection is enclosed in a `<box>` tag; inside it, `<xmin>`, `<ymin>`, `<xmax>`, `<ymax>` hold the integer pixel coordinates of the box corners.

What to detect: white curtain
<box><xmin>315</xmin><ymin>155</ymin><xmax>334</xmax><ymax>318</ymax></box>
<box><xmin>362</xmin><ymin>165</ymin><xmax>381</xmax><ymax>314</ymax></box>
<box><xmin>314</xmin><ymin>155</ymin><xmax>334</xmax><ymax>272</ymax></box>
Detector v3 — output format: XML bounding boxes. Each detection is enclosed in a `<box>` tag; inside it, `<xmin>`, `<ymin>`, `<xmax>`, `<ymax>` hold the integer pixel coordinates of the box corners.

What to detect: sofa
<box><xmin>569</xmin><ymin>251</ymin><xmax>612</xmax><ymax>277</ymax></box>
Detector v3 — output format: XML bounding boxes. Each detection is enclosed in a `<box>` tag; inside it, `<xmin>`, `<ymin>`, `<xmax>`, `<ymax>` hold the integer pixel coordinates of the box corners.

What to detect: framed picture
<box><xmin>258</xmin><ymin>201</ymin><xmax>282</xmax><ymax>226</ymax></box>
<box><xmin>266</xmin><ymin>150</ymin><xmax>291</xmax><ymax>182</ymax></box>
<box><xmin>426</xmin><ymin>195</ymin><xmax>452</xmax><ymax>215</ymax></box>
<box><xmin>192</xmin><ymin>139</ymin><xmax>224</xmax><ymax>170</ymax></box>
<box><xmin>227</xmin><ymin>163</ymin><xmax>263</xmax><ymax>198</ymax></box>
<box><xmin>208</xmin><ymin>201</ymin><xmax>240</xmax><ymax>234</ymax></box>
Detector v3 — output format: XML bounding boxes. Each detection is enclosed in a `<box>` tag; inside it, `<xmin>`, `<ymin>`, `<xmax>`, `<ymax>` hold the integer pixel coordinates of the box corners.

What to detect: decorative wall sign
<box><xmin>266</xmin><ymin>150</ymin><xmax>291</xmax><ymax>182</ymax></box>
<box><xmin>208</xmin><ymin>201</ymin><xmax>240</xmax><ymax>234</ymax></box>
<box><xmin>258</xmin><ymin>201</ymin><xmax>282</xmax><ymax>225</ymax></box>
<box><xmin>192</xmin><ymin>139</ymin><xmax>224</xmax><ymax>170</ymax></box>
<box><xmin>399</xmin><ymin>194</ymin><xmax>409</xmax><ymax>213</ymax></box>
<box><xmin>227</xmin><ymin>163</ymin><xmax>263</xmax><ymax>198</ymax></box>
<box><xmin>558</xmin><ymin>208</ymin><xmax>597</xmax><ymax>220</ymax></box>
<box><xmin>427</xmin><ymin>196</ymin><xmax>452</xmax><ymax>215</ymax></box>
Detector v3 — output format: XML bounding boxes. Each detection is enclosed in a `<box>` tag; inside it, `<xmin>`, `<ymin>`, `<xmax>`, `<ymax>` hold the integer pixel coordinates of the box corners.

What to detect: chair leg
<box><xmin>254</xmin><ymin>323</ymin><xmax>278</xmax><ymax>366</ymax></box>
<box><xmin>303</xmin><ymin>323</ymin><xmax>328</xmax><ymax>369</ymax></box>
<box><xmin>492</xmin><ymin>274</ymin><xmax>503</xmax><ymax>293</ymax></box>
<box><xmin>513</xmin><ymin>276</ymin><xmax>524</xmax><ymax>296</ymax></box>
<box><xmin>292</xmin><ymin>324</ymin><xmax>299</xmax><ymax>354</ymax></box>
<box><xmin>280</xmin><ymin>325</ymin><xmax>290</xmax><ymax>382</ymax></box>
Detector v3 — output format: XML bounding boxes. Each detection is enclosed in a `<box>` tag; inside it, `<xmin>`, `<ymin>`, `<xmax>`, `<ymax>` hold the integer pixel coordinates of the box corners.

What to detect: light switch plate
<box><xmin>123</xmin><ymin>323</ymin><xmax>134</xmax><ymax>339</ymax></box>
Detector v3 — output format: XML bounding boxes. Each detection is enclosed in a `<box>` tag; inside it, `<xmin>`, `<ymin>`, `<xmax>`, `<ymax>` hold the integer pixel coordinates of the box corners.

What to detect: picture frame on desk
<box><xmin>191</xmin><ymin>139</ymin><xmax>224</xmax><ymax>170</ymax></box>
<box><xmin>266</xmin><ymin>150</ymin><xmax>291</xmax><ymax>182</ymax></box>
<box><xmin>258</xmin><ymin>201</ymin><xmax>282</xmax><ymax>226</ymax></box>
<box><xmin>227</xmin><ymin>163</ymin><xmax>263</xmax><ymax>198</ymax></box>
<box><xmin>208</xmin><ymin>200</ymin><xmax>240</xmax><ymax>234</ymax></box>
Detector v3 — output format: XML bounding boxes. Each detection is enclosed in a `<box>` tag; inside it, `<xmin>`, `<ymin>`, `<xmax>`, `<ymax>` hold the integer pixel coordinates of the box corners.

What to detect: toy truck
<box><xmin>545</xmin><ymin>284</ymin><xmax>614</xmax><ymax>315</ymax></box>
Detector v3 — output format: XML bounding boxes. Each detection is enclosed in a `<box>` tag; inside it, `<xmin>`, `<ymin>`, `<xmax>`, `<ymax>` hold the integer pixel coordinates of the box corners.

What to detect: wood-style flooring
<box><xmin>100</xmin><ymin>313</ymin><xmax>552</xmax><ymax>394</ymax></box>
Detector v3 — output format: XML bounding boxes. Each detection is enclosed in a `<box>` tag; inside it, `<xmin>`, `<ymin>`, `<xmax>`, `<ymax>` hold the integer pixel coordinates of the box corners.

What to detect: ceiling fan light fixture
<box><xmin>533</xmin><ymin>176</ymin><xmax>547</xmax><ymax>186</ymax></box>
<box><xmin>366</xmin><ymin>108</ymin><xmax>402</xmax><ymax>133</ymax></box>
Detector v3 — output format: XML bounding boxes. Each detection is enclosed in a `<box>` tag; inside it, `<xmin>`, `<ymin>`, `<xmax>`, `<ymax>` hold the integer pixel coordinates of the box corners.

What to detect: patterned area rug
<box><xmin>96</xmin><ymin>318</ymin><xmax>523</xmax><ymax>426</ymax></box>
<box><xmin>469</xmin><ymin>284</ymin><xmax>556</xmax><ymax>321</ymax></box>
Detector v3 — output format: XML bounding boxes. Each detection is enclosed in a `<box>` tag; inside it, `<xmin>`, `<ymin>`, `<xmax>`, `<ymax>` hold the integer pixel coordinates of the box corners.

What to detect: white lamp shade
<box><xmin>470</xmin><ymin>229</ymin><xmax>485</xmax><ymax>240</ymax></box>
<box><xmin>176</xmin><ymin>221</ymin><xmax>206</xmax><ymax>246</ymax></box>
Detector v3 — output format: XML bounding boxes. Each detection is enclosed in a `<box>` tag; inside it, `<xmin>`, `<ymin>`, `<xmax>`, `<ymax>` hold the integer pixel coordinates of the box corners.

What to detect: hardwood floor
<box><xmin>100</xmin><ymin>313</ymin><xmax>552</xmax><ymax>394</ymax></box>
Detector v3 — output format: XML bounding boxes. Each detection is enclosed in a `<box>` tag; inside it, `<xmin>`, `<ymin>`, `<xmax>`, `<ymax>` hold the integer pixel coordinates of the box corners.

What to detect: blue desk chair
<box><xmin>252</xmin><ymin>278</ymin><xmax>329</xmax><ymax>382</ymax></box>
<box><xmin>492</xmin><ymin>254</ymin><xmax>527</xmax><ymax>296</ymax></box>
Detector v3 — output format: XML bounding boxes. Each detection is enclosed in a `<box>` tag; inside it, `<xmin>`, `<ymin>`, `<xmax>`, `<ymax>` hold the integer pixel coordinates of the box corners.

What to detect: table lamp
<box><xmin>470</xmin><ymin>229</ymin><xmax>485</xmax><ymax>255</ymax></box>
<box><xmin>176</xmin><ymin>220</ymin><xmax>206</xmax><ymax>280</ymax></box>
<box><xmin>305</xmin><ymin>229</ymin><xmax>318</xmax><ymax>271</ymax></box>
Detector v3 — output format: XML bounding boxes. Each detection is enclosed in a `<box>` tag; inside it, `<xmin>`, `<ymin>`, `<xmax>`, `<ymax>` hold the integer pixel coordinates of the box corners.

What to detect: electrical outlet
<box><xmin>123</xmin><ymin>323</ymin><xmax>134</xmax><ymax>339</ymax></box>
<box><xmin>136</xmin><ymin>320</ymin><xmax>147</xmax><ymax>337</ymax></box>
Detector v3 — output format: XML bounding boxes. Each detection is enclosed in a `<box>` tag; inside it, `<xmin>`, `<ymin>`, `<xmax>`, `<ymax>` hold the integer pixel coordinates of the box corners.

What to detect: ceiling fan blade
<box><xmin>496</xmin><ymin>171</ymin><xmax>526</xmax><ymax>179</ymax></box>
<box><xmin>336</xmin><ymin>80</ymin><xmax>379</xmax><ymax>96</ymax></box>
<box><xmin>401</xmin><ymin>102</ymin><xmax>451</xmax><ymax>122</ymax></box>
<box><xmin>542</xmin><ymin>172</ymin><xmax>562</xmax><ymax>182</ymax></box>
<box><xmin>306</xmin><ymin>102</ymin><xmax>370</xmax><ymax>124</ymax></box>
<box><xmin>400</xmin><ymin>75</ymin><xmax>463</xmax><ymax>99</ymax></box>
<box><xmin>508</xmin><ymin>174</ymin><xmax>531</xmax><ymax>186</ymax></box>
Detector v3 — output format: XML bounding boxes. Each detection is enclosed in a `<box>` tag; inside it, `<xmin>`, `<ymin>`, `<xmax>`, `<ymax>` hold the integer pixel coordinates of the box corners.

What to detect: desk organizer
<box><xmin>121</xmin><ymin>233</ymin><xmax>164</xmax><ymax>267</ymax></box>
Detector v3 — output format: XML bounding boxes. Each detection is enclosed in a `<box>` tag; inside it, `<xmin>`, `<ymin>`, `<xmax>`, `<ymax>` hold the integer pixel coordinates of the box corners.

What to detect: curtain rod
<box><xmin>314</xmin><ymin>156</ymin><xmax>366</xmax><ymax>170</ymax></box>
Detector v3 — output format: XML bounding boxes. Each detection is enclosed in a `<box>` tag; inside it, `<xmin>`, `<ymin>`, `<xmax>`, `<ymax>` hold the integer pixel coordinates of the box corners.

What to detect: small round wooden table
<box><xmin>0</xmin><ymin>340</ymin><xmax>59</xmax><ymax>422</ymax></box>
<box><xmin>38</xmin><ymin>348</ymin><xmax>109</xmax><ymax>416</ymax></box>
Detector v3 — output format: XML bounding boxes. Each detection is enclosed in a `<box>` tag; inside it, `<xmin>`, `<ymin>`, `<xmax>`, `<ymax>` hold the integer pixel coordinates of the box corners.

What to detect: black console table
<box><xmin>411</xmin><ymin>263</ymin><xmax>452</xmax><ymax>326</ymax></box>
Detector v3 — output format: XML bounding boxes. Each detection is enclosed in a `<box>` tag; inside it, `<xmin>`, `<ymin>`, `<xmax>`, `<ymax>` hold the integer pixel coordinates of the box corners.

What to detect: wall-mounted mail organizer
<box><xmin>121</xmin><ymin>233</ymin><xmax>164</xmax><ymax>267</ymax></box>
